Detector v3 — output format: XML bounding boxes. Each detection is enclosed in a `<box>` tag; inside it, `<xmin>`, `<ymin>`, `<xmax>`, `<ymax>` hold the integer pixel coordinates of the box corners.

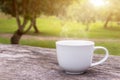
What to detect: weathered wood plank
<box><xmin>0</xmin><ymin>44</ymin><xmax>120</xmax><ymax>80</ymax></box>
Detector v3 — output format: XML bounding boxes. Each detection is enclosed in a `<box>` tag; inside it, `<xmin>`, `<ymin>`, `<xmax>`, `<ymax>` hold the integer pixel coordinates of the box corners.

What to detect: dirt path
<box><xmin>0</xmin><ymin>33</ymin><xmax>120</xmax><ymax>42</ymax></box>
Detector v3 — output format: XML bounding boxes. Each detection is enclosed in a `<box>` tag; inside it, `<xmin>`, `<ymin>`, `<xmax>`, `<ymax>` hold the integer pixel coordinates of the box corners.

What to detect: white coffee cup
<box><xmin>56</xmin><ymin>40</ymin><xmax>109</xmax><ymax>74</ymax></box>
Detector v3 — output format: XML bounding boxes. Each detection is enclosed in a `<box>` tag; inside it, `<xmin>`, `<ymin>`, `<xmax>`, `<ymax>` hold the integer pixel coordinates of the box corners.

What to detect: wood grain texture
<box><xmin>0</xmin><ymin>44</ymin><xmax>120</xmax><ymax>80</ymax></box>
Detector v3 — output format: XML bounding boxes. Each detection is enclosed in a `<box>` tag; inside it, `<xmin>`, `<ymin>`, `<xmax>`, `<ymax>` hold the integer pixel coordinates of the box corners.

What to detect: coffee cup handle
<box><xmin>91</xmin><ymin>46</ymin><xmax>109</xmax><ymax>67</ymax></box>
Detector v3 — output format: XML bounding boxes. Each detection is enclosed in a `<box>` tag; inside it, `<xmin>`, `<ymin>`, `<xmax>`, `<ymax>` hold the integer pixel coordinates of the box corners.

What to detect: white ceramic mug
<box><xmin>56</xmin><ymin>40</ymin><xmax>109</xmax><ymax>74</ymax></box>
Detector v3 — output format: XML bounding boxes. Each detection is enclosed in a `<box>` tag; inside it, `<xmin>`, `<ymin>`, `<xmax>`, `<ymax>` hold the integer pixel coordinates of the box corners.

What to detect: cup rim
<box><xmin>56</xmin><ymin>40</ymin><xmax>94</xmax><ymax>46</ymax></box>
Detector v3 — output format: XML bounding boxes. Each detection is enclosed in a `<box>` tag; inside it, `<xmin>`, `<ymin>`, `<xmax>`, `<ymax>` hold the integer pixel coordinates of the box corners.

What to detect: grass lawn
<box><xmin>0</xmin><ymin>17</ymin><xmax>120</xmax><ymax>56</ymax></box>
<box><xmin>0</xmin><ymin>17</ymin><xmax>120</xmax><ymax>39</ymax></box>
<box><xmin>0</xmin><ymin>18</ymin><xmax>17</xmax><ymax>33</ymax></box>
<box><xmin>0</xmin><ymin>37</ymin><xmax>120</xmax><ymax>56</ymax></box>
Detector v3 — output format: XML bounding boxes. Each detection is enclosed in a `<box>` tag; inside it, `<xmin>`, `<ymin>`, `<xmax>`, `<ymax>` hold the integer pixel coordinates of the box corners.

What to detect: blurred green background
<box><xmin>0</xmin><ymin>0</ymin><xmax>120</xmax><ymax>56</ymax></box>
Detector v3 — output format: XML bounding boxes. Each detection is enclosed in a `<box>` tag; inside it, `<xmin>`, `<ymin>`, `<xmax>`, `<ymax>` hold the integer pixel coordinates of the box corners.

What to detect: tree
<box><xmin>104</xmin><ymin>0</ymin><xmax>120</xmax><ymax>28</ymax></box>
<box><xmin>66</xmin><ymin>0</ymin><xmax>96</xmax><ymax>31</ymax></box>
<box><xmin>0</xmin><ymin>0</ymin><xmax>42</xmax><ymax>44</ymax></box>
<box><xmin>0</xmin><ymin>0</ymin><xmax>75</xmax><ymax>44</ymax></box>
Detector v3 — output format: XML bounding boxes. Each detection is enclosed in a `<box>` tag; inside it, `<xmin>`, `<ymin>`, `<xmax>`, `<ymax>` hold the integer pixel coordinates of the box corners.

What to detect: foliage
<box><xmin>39</xmin><ymin>0</ymin><xmax>76</xmax><ymax>16</ymax></box>
<box><xmin>0</xmin><ymin>0</ymin><xmax>76</xmax><ymax>19</ymax></box>
<box><xmin>108</xmin><ymin>0</ymin><xmax>120</xmax><ymax>21</ymax></box>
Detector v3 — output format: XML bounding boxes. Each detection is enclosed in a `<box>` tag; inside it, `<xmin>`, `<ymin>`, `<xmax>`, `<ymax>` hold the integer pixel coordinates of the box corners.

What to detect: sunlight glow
<box><xmin>90</xmin><ymin>0</ymin><xmax>108</xmax><ymax>7</ymax></box>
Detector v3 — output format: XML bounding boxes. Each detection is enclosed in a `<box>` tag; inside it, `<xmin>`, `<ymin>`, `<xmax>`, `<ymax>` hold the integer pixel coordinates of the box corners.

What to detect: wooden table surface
<box><xmin>0</xmin><ymin>44</ymin><xmax>120</xmax><ymax>80</ymax></box>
